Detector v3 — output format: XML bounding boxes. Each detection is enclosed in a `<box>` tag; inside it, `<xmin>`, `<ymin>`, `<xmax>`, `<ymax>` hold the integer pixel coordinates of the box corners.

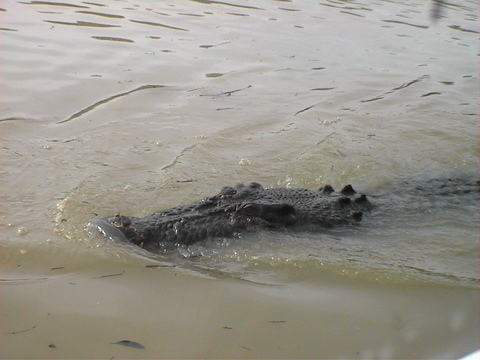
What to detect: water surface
<box><xmin>1</xmin><ymin>0</ymin><xmax>478</xmax><ymax>358</ymax></box>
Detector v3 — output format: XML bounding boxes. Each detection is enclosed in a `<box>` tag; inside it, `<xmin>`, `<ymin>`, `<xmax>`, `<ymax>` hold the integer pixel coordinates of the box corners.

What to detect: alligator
<box><xmin>93</xmin><ymin>182</ymin><xmax>372</xmax><ymax>251</ymax></box>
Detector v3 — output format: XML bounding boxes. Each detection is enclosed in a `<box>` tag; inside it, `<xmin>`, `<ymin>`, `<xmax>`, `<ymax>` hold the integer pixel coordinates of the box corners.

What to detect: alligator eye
<box><xmin>238</xmin><ymin>203</ymin><xmax>257</xmax><ymax>215</ymax></box>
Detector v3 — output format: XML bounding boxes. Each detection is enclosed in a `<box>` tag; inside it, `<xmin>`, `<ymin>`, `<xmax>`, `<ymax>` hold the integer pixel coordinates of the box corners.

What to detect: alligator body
<box><xmin>94</xmin><ymin>182</ymin><xmax>372</xmax><ymax>250</ymax></box>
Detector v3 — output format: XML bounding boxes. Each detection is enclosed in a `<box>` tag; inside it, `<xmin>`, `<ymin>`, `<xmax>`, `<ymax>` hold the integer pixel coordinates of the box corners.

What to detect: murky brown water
<box><xmin>1</xmin><ymin>0</ymin><xmax>479</xmax><ymax>358</ymax></box>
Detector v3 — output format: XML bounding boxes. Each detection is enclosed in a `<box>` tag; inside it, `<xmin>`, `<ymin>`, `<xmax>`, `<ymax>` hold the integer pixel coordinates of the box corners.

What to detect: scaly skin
<box><xmin>98</xmin><ymin>182</ymin><xmax>372</xmax><ymax>249</ymax></box>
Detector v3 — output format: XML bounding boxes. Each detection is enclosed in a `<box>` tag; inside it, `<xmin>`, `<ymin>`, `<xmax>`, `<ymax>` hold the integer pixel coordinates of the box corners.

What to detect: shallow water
<box><xmin>1</xmin><ymin>0</ymin><xmax>479</xmax><ymax>358</ymax></box>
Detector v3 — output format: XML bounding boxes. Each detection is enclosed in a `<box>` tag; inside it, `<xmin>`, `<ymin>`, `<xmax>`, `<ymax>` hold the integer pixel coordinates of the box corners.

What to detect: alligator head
<box><xmin>95</xmin><ymin>182</ymin><xmax>372</xmax><ymax>250</ymax></box>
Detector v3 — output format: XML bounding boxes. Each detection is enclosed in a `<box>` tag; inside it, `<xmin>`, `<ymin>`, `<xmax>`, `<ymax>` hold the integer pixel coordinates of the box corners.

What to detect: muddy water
<box><xmin>1</xmin><ymin>0</ymin><xmax>479</xmax><ymax>359</ymax></box>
